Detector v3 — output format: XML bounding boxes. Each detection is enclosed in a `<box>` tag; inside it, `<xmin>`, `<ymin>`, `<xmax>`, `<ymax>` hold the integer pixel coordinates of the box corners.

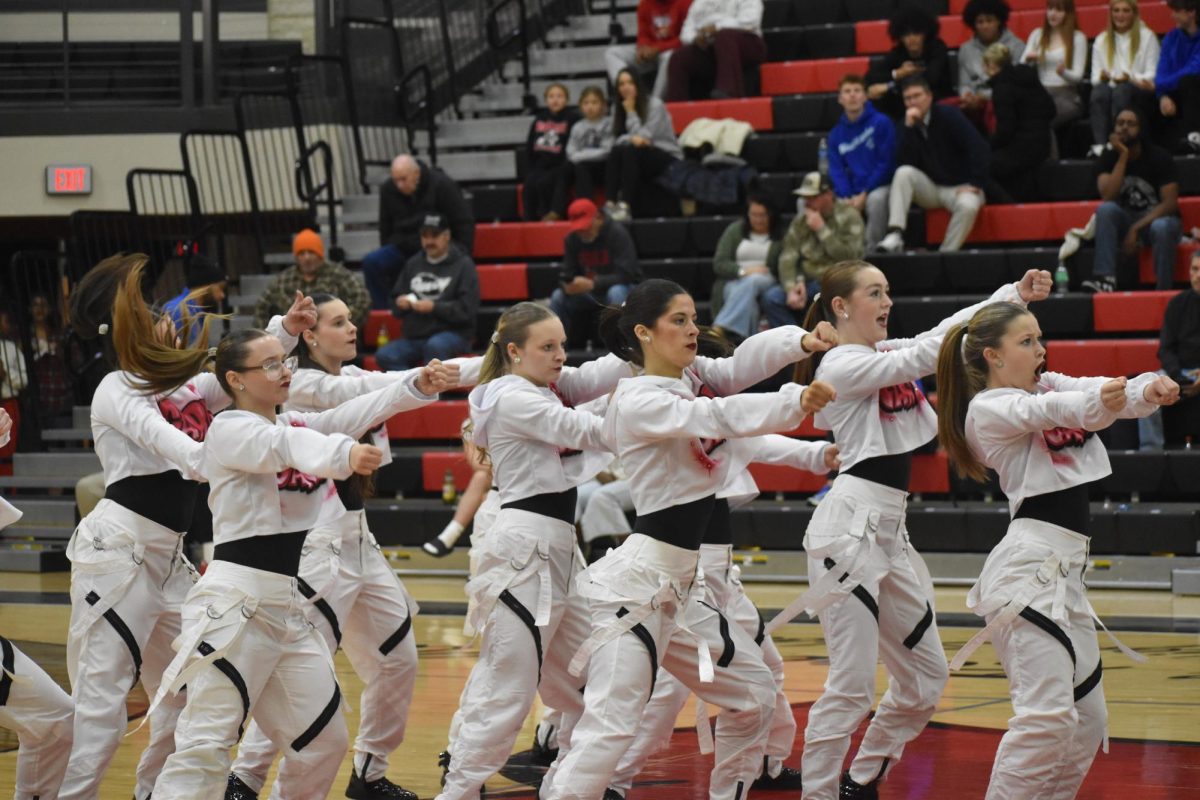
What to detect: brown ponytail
<box><xmin>794</xmin><ymin>259</ymin><xmax>873</xmax><ymax>384</ymax></box>
<box><xmin>935</xmin><ymin>301</ymin><xmax>1032</xmax><ymax>482</ymax></box>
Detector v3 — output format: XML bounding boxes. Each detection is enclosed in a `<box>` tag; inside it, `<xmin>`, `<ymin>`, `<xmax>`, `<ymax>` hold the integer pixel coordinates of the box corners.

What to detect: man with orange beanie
<box><xmin>253</xmin><ymin>228</ymin><xmax>370</xmax><ymax>329</ymax></box>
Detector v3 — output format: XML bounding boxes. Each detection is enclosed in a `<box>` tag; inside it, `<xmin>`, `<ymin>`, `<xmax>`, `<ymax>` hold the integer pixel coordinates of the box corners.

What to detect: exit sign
<box><xmin>45</xmin><ymin>164</ymin><xmax>92</xmax><ymax>195</ymax></box>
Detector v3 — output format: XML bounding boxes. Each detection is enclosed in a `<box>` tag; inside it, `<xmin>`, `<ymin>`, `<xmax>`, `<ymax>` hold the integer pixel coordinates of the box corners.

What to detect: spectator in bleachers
<box><xmin>1142</xmin><ymin>250</ymin><xmax>1200</xmax><ymax>446</ymax></box>
<box><xmin>959</xmin><ymin>0</ymin><xmax>1026</xmax><ymax>114</ymax></box>
<box><xmin>665</xmin><ymin>0</ymin><xmax>766</xmax><ymax>101</ymax></box>
<box><xmin>880</xmin><ymin>77</ymin><xmax>990</xmax><ymax>253</ymax></box>
<box><xmin>377</xmin><ymin>213</ymin><xmax>480</xmax><ymax>370</ymax></box>
<box><xmin>28</xmin><ymin>292</ymin><xmax>71</xmax><ymax>428</ymax></box>
<box><xmin>0</xmin><ymin>309</ymin><xmax>28</xmax><ymax>406</ymax></box>
<box><xmin>524</xmin><ymin>83</ymin><xmax>581</xmax><ymax>222</ymax></box>
<box><xmin>567</xmin><ymin>85</ymin><xmax>614</xmax><ymax>203</ymax></box>
<box><xmin>163</xmin><ymin>254</ymin><xmax>227</xmax><ymax>328</ymax></box>
<box><xmin>1084</xmin><ymin>107</ymin><xmax>1181</xmax><ymax>291</ymax></box>
<box><xmin>866</xmin><ymin>6</ymin><xmax>954</xmax><ymax>119</ymax></box>
<box><xmin>1157</xmin><ymin>0</ymin><xmax>1200</xmax><ymax>152</ymax></box>
<box><xmin>829</xmin><ymin>74</ymin><xmax>897</xmax><ymax>251</ymax></box>
<box><xmin>778</xmin><ymin>173</ymin><xmax>866</xmax><ymax>313</ymax></box>
<box><xmin>605</xmin><ymin>0</ymin><xmax>692</xmax><ymax>100</ymax></box>
<box><xmin>253</xmin><ymin>229</ymin><xmax>369</xmax><ymax>329</ymax></box>
<box><xmin>710</xmin><ymin>193</ymin><xmax>789</xmax><ymax>338</ymax></box>
<box><xmin>362</xmin><ymin>154</ymin><xmax>475</xmax><ymax>310</ymax></box>
<box><xmin>1089</xmin><ymin>0</ymin><xmax>1160</xmax><ymax>156</ymax></box>
<box><xmin>1022</xmin><ymin>0</ymin><xmax>1088</xmax><ymax>128</ymax></box>
<box><xmin>551</xmin><ymin>199</ymin><xmax>642</xmax><ymax>346</ymax></box>
<box><xmin>985</xmin><ymin>43</ymin><xmax>1058</xmax><ymax>201</ymax></box>
<box><xmin>606</xmin><ymin>69</ymin><xmax>682</xmax><ymax>221</ymax></box>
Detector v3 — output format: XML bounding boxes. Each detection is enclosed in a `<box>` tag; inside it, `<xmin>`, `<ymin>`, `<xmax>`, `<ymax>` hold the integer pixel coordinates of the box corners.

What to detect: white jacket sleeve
<box><xmin>1091</xmin><ymin>36</ymin><xmax>1106</xmax><ymax>84</ymax></box>
<box><xmin>289</xmin><ymin>368</ymin><xmax>412</xmax><ymax>411</ymax></box>
<box><xmin>293</xmin><ymin>371</ymin><xmax>437</xmax><ymax>438</ymax></box>
<box><xmin>447</xmin><ymin>355</ymin><xmax>484</xmax><ymax>389</ymax></box>
<box><xmin>974</xmin><ymin>388</ymin><xmax>1117</xmax><ymax>441</ymax></box>
<box><xmin>556</xmin><ymin>354</ymin><xmax>635</xmax><ymax>405</ymax></box>
<box><xmin>1134</xmin><ymin>27</ymin><xmax>1160</xmax><ymax>82</ymax></box>
<box><xmin>208</xmin><ymin>415</ymin><xmax>355</xmax><ymax>480</ymax></box>
<box><xmin>495</xmin><ymin>386</ymin><xmax>610</xmax><ymax>452</ymax></box>
<box><xmin>1040</xmin><ymin>371</ymin><xmax>1160</xmax><ymax>419</ymax></box>
<box><xmin>734</xmin><ymin>0</ymin><xmax>763</xmax><ymax>31</ymax></box>
<box><xmin>623</xmin><ymin>383</ymin><xmax>806</xmax><ymax>441</ymax></box>
<box><xmin>94</xmin><ymin>383</ymin><xmax>207</xmax><ymax>481</ymax></box>
<box><xmin>693</xmin><ymin>325</ymin><xmax>812</xmax><ymax>395</ymax></box>
<box><xmin>751</xmin><ymin>434</ymin><xmax>831</xmax><ymax>474</ymax></box>
<box><xmin>680</xmin><ymin>1</ymin><xmax>699</xmax><ymax>44</ymax></box>
<box><xmin>190</xmin><ymin>372</ymin><xmax>234</xmax><ymax>413</ymax></box>
<box><xmin>1038</xmin><ymin>372</ymin><xmax>1109</xmax><ymax>393</ymax></box>
<box><xmin>1064</xmin><ymin>31</ymin><xmax>1087</xmax><ymax>83</ymax></box>
<box><xmin>264</xmin><ymin>315</ymin><xmax>300</xmax><ymax>355</ymax></box>
<box><xmin>881</xmin><ymin>282</ymin><xmax>1025</xmax><ymax>351</ymax></box>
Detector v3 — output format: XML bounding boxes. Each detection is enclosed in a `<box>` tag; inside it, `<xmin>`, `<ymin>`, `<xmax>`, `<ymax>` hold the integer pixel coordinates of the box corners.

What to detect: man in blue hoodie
<box><xmin>1158</xmin><ymin>0</ymin><xmax>1200</xmax><ymax>152</ymax></box>
<box><xmin>827</xmin><ymin>74</ymin><xmax>897</xmax><ymax>251</ymax></box>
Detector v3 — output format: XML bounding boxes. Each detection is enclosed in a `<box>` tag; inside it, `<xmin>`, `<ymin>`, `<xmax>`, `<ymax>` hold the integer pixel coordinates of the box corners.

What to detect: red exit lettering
<box><xmin>55</xmin><ymin>168</ymin><xmax>85</xmax><ymax>192</ymax></box>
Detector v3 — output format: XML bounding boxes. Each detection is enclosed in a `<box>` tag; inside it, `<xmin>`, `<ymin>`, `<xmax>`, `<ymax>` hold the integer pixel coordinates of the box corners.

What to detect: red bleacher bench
<box><xmin>1093</xmin><ymin>291</ymin><xmax>1180</xmax><ymax>333</ymax></box>
<box><xmin>665</xmin><ymin>97</ymin><xmax>774</xmax><ymax>133</ymax></box>
<box><xmin>950</xmin><ymin>0</ymin><xmax>1106</xmax><ymax>13</ymax></box>
<box><xmin>1045</xmin><ymin>339</ymin><xmax>1160</xmax><ymax>377</ymax></box>
<box><xmin>422</xmin><ymin>450</ymin><xmax>473</xmax><ymax>492</ymax></box>
<box><xmin>387</xmin><ymin>400</ymin><xmax>469</xmax><ymax>440</ymax></box>
<box><xmin>926</xmin><ymin>197</ymin><xmax>1200</xmax><ymax>247</ymax></box>
<box><xmin>478</xmin><ymin>263</ymin><xmax>529</xmax><ymax>301</ymax></box>
<box><xmin>475</xmin><ymin>221</ymin><xmax>568</xmax><ymax>261</ymax></box>
<box><xmin>760</xmin><ymin>57</ymin><xmax>871</xmax><ymax>96</ymax></box>
<box><xmin>1139</xmin><ymin>243</ymin><xmax>1198</xmax><ymax>286</ymax></box>
<box><xmin>363</xmin><ymin>310</ymin><xmax>402</xmax><ymax>347</ymax></box>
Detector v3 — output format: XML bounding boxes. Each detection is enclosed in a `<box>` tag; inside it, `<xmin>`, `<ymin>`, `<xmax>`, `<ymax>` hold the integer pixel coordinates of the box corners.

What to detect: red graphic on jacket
<box><xmin>1042</xmin><ymin>426</ymin><xmax>1094</xmax><ymax>466</ymax></box>
<box><xmin>692</xmin><ymin>383</ymin><xmax>726</xmax><ymax>472</ymax></box>
<box><xmin>878</xmin><ymin>381</ymin><xmax>926</xmax><ymax>420</ymax></box>
<box><xmin>577</xmin><ymin>248</ymin><xmax>612</xmax><ymax>282</ymax></box>
<box><xmin>532</xmin><ymin>119</ymin><xmax>570</xmax><ymax>156</ymax></box>
<box><xmin>157</xmin><ymin>390</ymin><xmax>212</xmax><ymax>443</ymax></box>
<box><xmin>277</xmin><ymin>420</ymin><xmax>327</xmax><ymax>493</ymax></box>
<box><xmin>547</xmin><ymin>383</ymin><xmax>583</xmax><ymax>458</ymax></box>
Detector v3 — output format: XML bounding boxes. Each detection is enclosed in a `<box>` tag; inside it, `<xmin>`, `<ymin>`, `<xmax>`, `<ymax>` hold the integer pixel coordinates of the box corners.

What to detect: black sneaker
<box><xmin>1081</xmin><ymin>276</ymin><xmax>1116</xmax><ymax>293</ymax></box>
<box><xmin>437</xmin><ymin>750</ymin><xmax>451</xmax><ymax>787</ymax></box>
<box><xmin>839</xmin><ymin>771</ymin><xmax>880</xmax><ymax>799</ymax></box>
<box><xmin>346</xmin><ymin>773</ymin><xmax>418</xmax><ymax>800</ymax></box>
<box><xmin>754</xmin><ymin>761</ymin><xmax>803</xmax><ymax>790</ymax></box>
<box><xmin>225</xmin><ymin>774</ymin><xmax>259</xmax><ymax>800</ymax></box>
<box><xmin>422</xmin><ymin>538</ymin><xmax>452</xmax><ymax>557</ymax></box>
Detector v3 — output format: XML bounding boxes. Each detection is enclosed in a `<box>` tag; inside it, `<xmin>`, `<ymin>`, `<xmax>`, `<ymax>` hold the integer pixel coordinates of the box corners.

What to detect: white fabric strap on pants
<box><xmin>887</xmin><ymin>164</ymin><xmax>984</xmax><ymax>251</ymax></box>
<box><xmin>233</xmin><ymin>510</ymin><xmax>421</xmax><ymax>788</ymax></box>
<box><xmin>436</xmin><ymin>508</ymin><xmax>581</xmax><ymax>800</ymax></box>
<box><xmin>59</xmin><ymin>499</ymin><xmax>196</xmax><ymax>800</ymax></box>
<box><xmin>1</xmin><ymin>636</ymin><xmax>75</xmax><ymax>800</ymax></box>
<box><xmin>798</xmin><ymin>475</ymin><xmax>949</xmax><ymax>800</ymax></box>
<box><xmin>152</xmin><ymin>561</ymin><xmax>348</xmax><ymax>800</ymax></box>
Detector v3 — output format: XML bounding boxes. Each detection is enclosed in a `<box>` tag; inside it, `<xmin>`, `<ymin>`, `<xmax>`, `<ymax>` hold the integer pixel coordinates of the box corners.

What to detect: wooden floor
<box><xmin>2</xmin><ymin>572</ymin><xmax>1198</xmax><ymax>798</ymax></box>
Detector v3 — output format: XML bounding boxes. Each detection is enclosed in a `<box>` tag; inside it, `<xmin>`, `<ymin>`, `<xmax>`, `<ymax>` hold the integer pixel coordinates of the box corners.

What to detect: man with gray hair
<box><xmin>362</xmin><ymin>154</ymin><xmax>475</xmax><ymax>309</ymax></box>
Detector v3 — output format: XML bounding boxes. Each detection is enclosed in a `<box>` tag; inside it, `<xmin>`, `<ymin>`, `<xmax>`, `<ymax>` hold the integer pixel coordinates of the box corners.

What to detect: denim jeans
<box><xmin>1092</xmin><ymin>201</ymin><xmax>1182</xmax><ymax>289</ymax></box>
<box><xmin>362</xmin><ymin>244</ymin><xmax>415</xmax><ymax>310</ymax></box>
<box><xmin>550</xmin><ymin>283</ymin><xmax>632</xmax><ymax>345</ymax></box>
<box><xmin>375</xmin><ymin>331</ymin><xmax>471</xmax><ymax>371</ymax></box>
<box><xmin>714</xmin><ymin>272</ymin><xmax>781</xmax><ymax>338</ymax></box>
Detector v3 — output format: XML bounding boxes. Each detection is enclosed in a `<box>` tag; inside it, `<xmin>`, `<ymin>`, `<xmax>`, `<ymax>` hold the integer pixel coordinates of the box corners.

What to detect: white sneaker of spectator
<box><xmin>878</xmin><ymin>230</ymin><xmax>905</xmax><ymax>253</ymax></box>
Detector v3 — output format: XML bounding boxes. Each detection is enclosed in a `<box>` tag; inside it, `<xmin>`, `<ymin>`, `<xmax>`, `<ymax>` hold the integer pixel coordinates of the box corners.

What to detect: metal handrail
<box><xmin>487</xmin><ymin>0</ymin><xmax>536</xmax><ymax>114</ymax></box>
<box><xmin>400</xmin><ymin>63</ymin><xmax>437</xmax><ymax>166</ymax></box>
<box><xmin>294</xmin><ymin>139</ymin><xmax>341</xmax><ymax>258</ymax></box>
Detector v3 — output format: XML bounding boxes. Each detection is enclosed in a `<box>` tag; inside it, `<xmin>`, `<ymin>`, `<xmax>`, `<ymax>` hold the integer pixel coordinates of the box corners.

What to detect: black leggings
<box><xmin>605</xmin><ymin>143</ymin><xmax>677</xmax><ymax>206</ymax></box>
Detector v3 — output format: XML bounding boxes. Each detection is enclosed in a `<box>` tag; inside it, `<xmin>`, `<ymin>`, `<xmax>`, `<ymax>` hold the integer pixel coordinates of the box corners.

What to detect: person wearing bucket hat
<box><xmin>376</xmin><ymin>213</ymin><xmax>480</xmax><ymax>371</ymax></box>
<box><xmin>550</xmin><ymin>198</ymin><xmax>642</xmax><ymax>347</ymax></box>
<box><xmin>778</xmin><ymin>172</ymin><xmax>866</xmax><ymax>313</ymax></box>
<box><xmin>253</xmin><ymin>228</ymin><xmax>369</xmax><ymax>330</ymax></box>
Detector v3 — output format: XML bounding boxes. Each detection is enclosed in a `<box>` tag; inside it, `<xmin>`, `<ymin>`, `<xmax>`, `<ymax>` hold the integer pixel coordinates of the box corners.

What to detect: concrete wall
<box><xmin>267</xmin><ymin>0</ymin><xmax>314</xmax><ymax>54</ymax></box>
<box><xmin>0</xmin><ymin>134</ymin><xmax>182</xmax><ymax>217</ymax></box>
<box><xmin>0</xmin><ymin>12</ymin><xmax>268</xmax><ymax>42</ymax></box>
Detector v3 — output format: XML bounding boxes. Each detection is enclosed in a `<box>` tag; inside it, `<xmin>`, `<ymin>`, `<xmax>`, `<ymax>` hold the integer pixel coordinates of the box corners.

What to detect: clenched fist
<box><xmin>823</xmin><ymin>443</ymin><xmax>841</xmax><ymax>472</ymax></box>
<box><xmin>1142</xmin><ymin>375</ymin><xmax>1180</xmax><ymax>406</ymax></box>
<box><xmin>800</xmin><ymin>380</ymin><xmax>837</xmax><ymax>415</ymax></box>
<box><xmin>802</xmin><ymin>321</ymin><xmax>839</xmax><ymax>353</ymax></box>
<box><xmin>349</xmin><ymin>444</ymin><xmax>384</xmax><ymax>475</ymax></box>
<box><xmin>1017</xmin><ymin>269</ymin><xmax>1053</xmax><ymax>303</ymax></box>
<box><xmin>417</xmin><ymin>359</ymin><xmax>459</xmax><ymax>395</ymax></box>
<box><xmin>1100</xmin><ymin>378</ymin><xmax>1128</xmax><ymax>413</ymax></box>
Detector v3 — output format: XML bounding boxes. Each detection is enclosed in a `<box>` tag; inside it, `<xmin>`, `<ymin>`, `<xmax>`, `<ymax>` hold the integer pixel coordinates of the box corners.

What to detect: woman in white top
<box><xmin>540</xmin><ymin>279</ymin><xmax>837</xmax><ymax>800</ymax></box>
<box><xmin>935</xmin><ymin>301</ymin><xmax>1178</xmax><ymax>799</ymax></box>
<box><xmin>227</xmin><ymin>293</ymin><xmax>465</xmax><ymax>800</ymax></box>
<box><xmin>1089</xmin><ymin>0</ymin><xmax>1161</xmax><ymax>151</ymax></box>
<box><xmin>711</xmin><ymin>193</ymin><xmax>788</xmax><ymax>340</ymax></box>
<box><xmin>1023</xmin><ymin>0</ymin><xmax>1089</xmax><ymax>126</ymax></box>
<box><xmin>151</xmin><ymin>329</ymin><xmax>450</xmax><ymax>799</ymax></box>
<box><xmin>58</xmin><ymin>254</ymin><xmax>308</xmax><ymax>800</ymax></box>
<box><xmin>774</xmin><ymin>261</ymin><xmax>1052</xmax><ymax>800</ymax></box>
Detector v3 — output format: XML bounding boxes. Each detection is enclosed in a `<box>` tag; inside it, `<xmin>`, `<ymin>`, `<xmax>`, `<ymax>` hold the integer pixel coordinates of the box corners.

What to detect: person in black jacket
<box><xmin>1141</xmin><ymin>251</ymin><xmax>1200</xmax><ymax>447</ymax></box>
<box><xmin>866</xmin><ymin>6</ymin><xmax>955</xmax><ymax>119</ymax></box>
<box><xmin>549</xmin><ymin>198</ymin><xmax>643</xmax><ymax>347</ymax></box>
<box><xmin>362</xmin><ymin>155</ymin><xmax>475</xmax><ymax>310</ymax></box>
<box><xmin>985</xmin><ymin>42</ymin><xmax>1058</xmax><ymax>201</ymax></box>
<box><xmin>376</xmin><ymin>213</ymin><xmax>480</xmax><ymax>371</ymax></box>
<box><xmin>879</xmin><ymin>76</ymin><xmax>990</xmax><ymax>253</ymax></box>
<box><xmin>524</xmin><ymin>83</ymin><xmax>581</xmax><ymax>221</ymax></box>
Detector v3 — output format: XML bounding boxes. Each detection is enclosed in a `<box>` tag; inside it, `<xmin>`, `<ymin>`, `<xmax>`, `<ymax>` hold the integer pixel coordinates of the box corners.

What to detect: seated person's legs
<box><xmin>1144</xmin><ymin>215</ymin><xmax>1183</xmax><ymax>289</ymax></box>
<box><xmin>940</xmin><ymin>186</ymin><xmax>984</xmax><ymax>252</ymax></box>
<box><xmin>361</xmin><ymin>244</ymin><xmax>408</xmax><ymax>311</ymax></box>
<box><xmin>1085</xmin><ymin>201</ymin><xmax>1133</xmax><ymax>290</ymax></box>
<box><xmin>375</xmin><ymin>337</ymin><xmax>425</xmax><ymax>371</ymax></box>
<box><xmin>423</xmin><ymin>331</ymin><xmax>473</xmax><ymax>362</ymax></box>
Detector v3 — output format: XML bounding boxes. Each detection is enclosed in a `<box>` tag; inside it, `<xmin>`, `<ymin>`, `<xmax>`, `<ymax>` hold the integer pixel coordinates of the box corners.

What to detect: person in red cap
<box><xmin>253</xmin><ymin>228</ymin><xmax>369</xmax><ymax>330</ymax></box>
<box><xmin>549</xmin><ymin>199</ymin><xmax>642</xmax><ymax>347</ymax></box>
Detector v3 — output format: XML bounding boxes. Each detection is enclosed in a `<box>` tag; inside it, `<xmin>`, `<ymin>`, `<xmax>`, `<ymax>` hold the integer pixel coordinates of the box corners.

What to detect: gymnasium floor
<box><xmin>2</xmin><ymin>568</ymin><xmax>1198</xmax><ymax>799</ymax></box>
